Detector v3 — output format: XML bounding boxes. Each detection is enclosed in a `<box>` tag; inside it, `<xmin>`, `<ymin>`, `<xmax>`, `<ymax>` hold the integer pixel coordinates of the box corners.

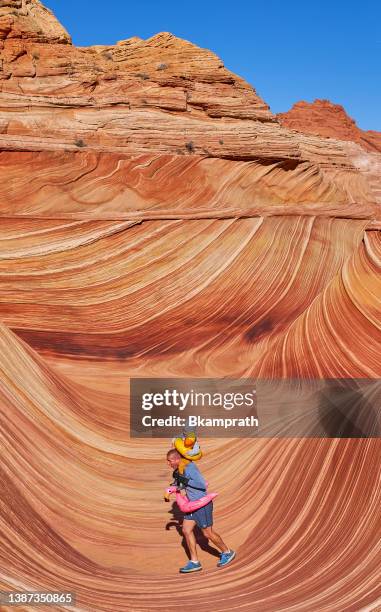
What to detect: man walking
<box><xmin>167</xmin><ymin>448</ymin><xmax>236</xmax><ymax>573</ymax></box>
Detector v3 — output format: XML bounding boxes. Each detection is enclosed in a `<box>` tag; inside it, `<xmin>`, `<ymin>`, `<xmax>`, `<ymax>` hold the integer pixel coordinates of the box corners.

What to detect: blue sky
<box><xmin>46</xmin><ymin>0</ymin><xmax>380</xmax><ymax>130</ymax></box>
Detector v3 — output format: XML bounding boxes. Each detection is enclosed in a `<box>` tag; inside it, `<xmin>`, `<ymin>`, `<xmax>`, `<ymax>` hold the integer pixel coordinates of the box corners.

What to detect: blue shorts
<box><xmin>183</xmin><ymin>501</ymin><xmax>213</xmax><ymax>529</ymax></box>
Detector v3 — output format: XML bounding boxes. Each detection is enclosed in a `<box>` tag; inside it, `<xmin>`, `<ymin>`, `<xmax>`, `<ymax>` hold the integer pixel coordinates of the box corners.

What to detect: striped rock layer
<box><xmin>0</xmin><ymin>2</ymin><xmax>380</xmax><ymax>611</ymax></box>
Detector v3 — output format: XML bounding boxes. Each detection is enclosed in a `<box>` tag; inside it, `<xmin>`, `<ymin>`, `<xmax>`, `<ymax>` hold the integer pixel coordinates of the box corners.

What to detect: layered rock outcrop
<box><xmin>278</xmin><ymin>98</ymin><xmax>381</xmax><ymax>153</ymax></box>
<box><xmin>0</xmin><ymin>3</ymin><xmax>379</xmax><ymax>223</ymax></box>
<box><xmin>0</xmin><ymin>0</ymin><xmax>70</xmax><ymax>43</ymax></box>
<box><xmin>0</xmin><ymin>2</ymin><xmax>380</xmax><ymax>611</ymax></box>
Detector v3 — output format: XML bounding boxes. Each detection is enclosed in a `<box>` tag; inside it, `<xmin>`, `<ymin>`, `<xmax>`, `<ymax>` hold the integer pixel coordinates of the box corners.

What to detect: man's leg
<box><xmin>201</xmin><ymin>526</ymin><xmax>230</xmax><ymax>553</ymax></box>
<box><xmin>182</xmin><ymin>519</ymin><xmax>198</xmax><ymax>561</ymax></box>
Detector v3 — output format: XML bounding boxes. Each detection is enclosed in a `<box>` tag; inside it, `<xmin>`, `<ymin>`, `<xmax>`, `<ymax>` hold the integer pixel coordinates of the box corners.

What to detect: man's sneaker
<box><xmin>179</xmin><ymin>560</ymin><xmax>202</xmax><ymax>573</ymax></box>
<box><xmin>217</xmin><ymin>550</ymin><xmax>236</xmax><ymax>567</ymax></box>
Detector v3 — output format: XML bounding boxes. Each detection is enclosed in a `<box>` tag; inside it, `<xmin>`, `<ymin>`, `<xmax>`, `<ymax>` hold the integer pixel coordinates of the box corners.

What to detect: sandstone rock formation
<box><xmin>278</xmin><ymin>99</ymin><xmax>381</xmax><ymax>227</ymax></box>
<box><xmin>278</xmin><ymin>98</ymin><xmax>381</xmax><ymax>153</ymax></box>
<box><xmin>0</xmin><ymin>2</ymin><xmax>380</xmax><ymax>611</ymax></box>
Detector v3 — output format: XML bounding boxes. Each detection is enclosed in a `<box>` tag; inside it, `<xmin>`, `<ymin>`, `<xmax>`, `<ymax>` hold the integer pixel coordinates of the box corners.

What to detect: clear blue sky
<box><xmin>46</xmin><ymin>0</ymin><xmax>380</xmax><ymax>131</ymax></box>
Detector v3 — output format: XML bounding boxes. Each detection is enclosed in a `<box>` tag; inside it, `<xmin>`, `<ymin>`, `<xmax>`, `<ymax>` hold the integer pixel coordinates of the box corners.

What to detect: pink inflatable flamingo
<box><xmin>165</xmin><ymin>485</ymin><xmax>218</xmax><ymax>512</ymax></box>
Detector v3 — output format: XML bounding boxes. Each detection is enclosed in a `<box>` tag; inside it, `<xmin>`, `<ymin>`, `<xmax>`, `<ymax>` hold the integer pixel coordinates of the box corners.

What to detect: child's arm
<box><xmin>185</xmin><ymin>441</ymin><xmax>200</xmax><ymax>456</ymax></box>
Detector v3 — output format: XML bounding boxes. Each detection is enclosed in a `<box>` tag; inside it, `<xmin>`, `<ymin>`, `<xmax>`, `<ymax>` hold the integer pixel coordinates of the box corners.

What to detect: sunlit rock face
<box><xmin>278</xmin><ymin>99</ymin><xmax>381</xmax><ymax>224</ymax></box>
<box><xmin>0</xmin><ymin>2</ymin><xmax>380</xmax><ymax>610</ymax></box>
<box><xmin>278</xmin><ymin>99</ymin><xmax>381</xmax><ymax>153</ymax></box>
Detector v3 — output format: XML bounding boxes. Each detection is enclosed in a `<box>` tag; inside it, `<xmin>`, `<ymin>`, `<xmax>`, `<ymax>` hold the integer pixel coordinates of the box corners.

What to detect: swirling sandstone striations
<box><xmin>0</xmin><ymin>2</ymin><xmax>380</xmax><ymax>611</ymax></box>
<box><xmin>0</xmin><ymin>216</ymin><xmax>374</xmax><ymax>370</ymax></box>
<box><xmin>0</xmin><ymin>324</ymin><xmax>380</xmax><ymax>611</ymax></box>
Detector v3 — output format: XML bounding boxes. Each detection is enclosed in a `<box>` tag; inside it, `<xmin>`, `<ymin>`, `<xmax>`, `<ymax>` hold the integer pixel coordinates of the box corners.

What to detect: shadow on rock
<box><xmin>165</xmin><ymin>501</ymin><xmax>220</xmax><ymax>559</ymax></box>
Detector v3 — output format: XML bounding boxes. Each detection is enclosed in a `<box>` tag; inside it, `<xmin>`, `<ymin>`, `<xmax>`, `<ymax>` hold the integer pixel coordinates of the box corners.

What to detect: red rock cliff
<box><xmin>278</xmin><ymin>98</ymin><xmax>381</xmax><ymax>153</ymax></box>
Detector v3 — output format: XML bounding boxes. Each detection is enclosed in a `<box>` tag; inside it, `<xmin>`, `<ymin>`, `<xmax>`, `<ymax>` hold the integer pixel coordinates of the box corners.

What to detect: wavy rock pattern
<box><xmin>1</xmin><ymin>324</ymin><xmax>381</xmax><ymax>612</ymax></box>
<box><xmin>0</xmin><ymin>2</ymin><xmax>380</xmax><ymax>611</ymax></box>
<box><xmin>0</xmin><ymin>150</ymin><xmax>378</xmax><ymax>222</ymax></box>
<box><xmin>254</xmin><ymin>230</ymin><xmax>381</xmax><ymax>378</ymax></box>
<box><xmin>0</xmin><ymin>216</ymin><xmax>373</xmax><ymax>371</ymax></box>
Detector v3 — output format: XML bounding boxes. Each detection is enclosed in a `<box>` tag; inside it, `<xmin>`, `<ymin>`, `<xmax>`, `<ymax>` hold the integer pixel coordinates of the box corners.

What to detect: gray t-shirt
<box><xmin>184</xmin><ymin>462</ymin><xmax>207</xmax><ymax>501</ymax></box>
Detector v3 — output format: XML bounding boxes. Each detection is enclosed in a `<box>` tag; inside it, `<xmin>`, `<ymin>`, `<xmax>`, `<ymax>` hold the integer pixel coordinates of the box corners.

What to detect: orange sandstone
<box><xmin>0</xmin><ymin>2</ymin><xmax>380</xmax><ymax>611</ymax></box>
